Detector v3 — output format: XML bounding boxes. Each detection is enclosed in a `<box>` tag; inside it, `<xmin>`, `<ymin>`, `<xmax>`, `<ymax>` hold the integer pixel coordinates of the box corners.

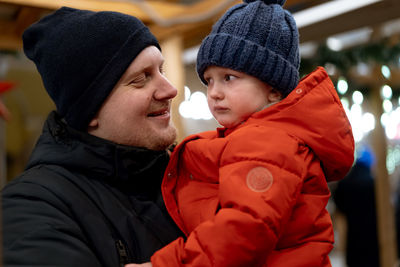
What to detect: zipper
<box><xmin>116</xmin><ymin>239</ymin><xmax>129</xmax><ymax>267</ymax></box>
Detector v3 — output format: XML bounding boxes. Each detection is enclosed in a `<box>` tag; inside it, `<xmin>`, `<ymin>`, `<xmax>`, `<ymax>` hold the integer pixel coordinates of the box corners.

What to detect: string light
<box><xmin>179</xmin><ymin>86</ymin><xmax>213</xmax><ymax>120</ymax></box>
<box><xmin>381</xmin><ymin>85</ymin><xmax>392</xmax><ymax>99</ymax></box>
<box><xmin>381</xmin><ymin>65</ymin><xmax>391</xmax><ymax>79</ymax></box>
<box><xmin>361</xmin><ymin>113</ymin><xmax>375</xmax><ymax>133</ymax></box>
<box><xmin>341</xmin><ymin>97</ymin><xmax>349</xmax><ymax>109</ymax></box>
<box><xmin>384</xmin><ymin>109</ymin><xmax>400</xmax><ymax>140</ymax></box>
<box><xmin>337</xmin><ymin>77</ymin><xmax>348</xmax><ymax>95</ymax></box>
<box><xmin>327</xmin><ymin>37</ymin><xmax>342</xmax><ymax>51</ymax></box>
<box><xmin>356</xmin><ymin>62</ymin><xmax>370</xmax><ymax>76</ymax></box>
<box><xmin>383</xmin><ymin>99</ymin><xmax>393</xmax><ymax>113</ymax></box>
<box><xmin>381</xmin><ymin>113</ymin><xmax>389</xmax><ymax>127</ymax></box>
<box><xmin>352</xmin><ymin>90</ymin><xmax>364</xmax><ymax>105</ymax></box>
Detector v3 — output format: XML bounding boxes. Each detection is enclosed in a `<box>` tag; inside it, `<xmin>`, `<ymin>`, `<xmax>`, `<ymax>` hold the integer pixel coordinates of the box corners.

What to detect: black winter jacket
<box><xmin>2</xmin><ymin>111</ymin><xmax>183</xmax><ymax>266</ymax></box>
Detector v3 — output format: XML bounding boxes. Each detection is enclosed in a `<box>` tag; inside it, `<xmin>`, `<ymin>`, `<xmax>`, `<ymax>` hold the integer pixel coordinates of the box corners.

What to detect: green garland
<box><xmin>300</xmin><ymin>38</ymin><xmax>400</xmax><ymax>100</ymax></box>
<box><xmin>300</xmin><ymin>38</ymin><xmax>400</xmax><ymax>77</ymax></box>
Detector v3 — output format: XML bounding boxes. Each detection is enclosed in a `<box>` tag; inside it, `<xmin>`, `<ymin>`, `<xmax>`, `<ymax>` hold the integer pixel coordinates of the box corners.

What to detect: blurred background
<box><xmin>0</xmin><ymin>0</ymin><xmax>400</xmax><ymax>266</ymax></box>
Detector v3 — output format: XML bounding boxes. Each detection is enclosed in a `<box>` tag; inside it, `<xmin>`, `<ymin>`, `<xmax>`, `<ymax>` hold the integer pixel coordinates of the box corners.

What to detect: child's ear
<box><xmin>268</xmin><ymin>88</ymin><xmax>283</xmax><ymax>103</ymax></box>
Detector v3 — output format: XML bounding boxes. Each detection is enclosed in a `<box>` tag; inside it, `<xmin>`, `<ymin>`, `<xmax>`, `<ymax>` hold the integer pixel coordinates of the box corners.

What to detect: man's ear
<box><xmin>88</xmin><ymin>117</ymin><xmax>99</xmax><ymax>128</ymax></box>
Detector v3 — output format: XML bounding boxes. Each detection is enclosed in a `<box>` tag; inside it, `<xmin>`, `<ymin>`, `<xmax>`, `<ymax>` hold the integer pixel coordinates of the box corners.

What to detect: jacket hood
<box><xmin>249</xmin><ymin>67</ymin><xmax>354</xmax><ymax>182</ymax></box>
<box><xmin>26</xmin><ymin>111</ymin><xmax>169</xmax><ymax>195</ymax></box>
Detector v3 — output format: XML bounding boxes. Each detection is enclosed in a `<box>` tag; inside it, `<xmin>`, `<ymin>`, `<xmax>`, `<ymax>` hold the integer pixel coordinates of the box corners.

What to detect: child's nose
<box><xmin>208</xmin><ymin>85</ymin><xmax>223</xmax><ymax>100</ymax></box>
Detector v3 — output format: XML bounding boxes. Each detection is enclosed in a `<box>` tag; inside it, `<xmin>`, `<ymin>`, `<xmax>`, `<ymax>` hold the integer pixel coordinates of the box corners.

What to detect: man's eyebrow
<box><xmin>119</xmin><ymin>69</ymin><xmax>144</xmax><ymax>83</ymax></box>
<box><xmin>125</xmin><ymin>58</ymin><xmax>165</xmax><ymax>77</ymax></box>
<box><xmin>136</xmin><ymin>61</ymin><xmax>162</xmax><ymax>72</ymax></box>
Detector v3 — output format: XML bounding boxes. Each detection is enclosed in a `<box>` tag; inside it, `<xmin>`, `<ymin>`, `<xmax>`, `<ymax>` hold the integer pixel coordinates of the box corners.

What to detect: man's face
<box><xmin>88</xmin><ymin>46</ymin><xmax>177</xmax><ymax>150</ymax></box>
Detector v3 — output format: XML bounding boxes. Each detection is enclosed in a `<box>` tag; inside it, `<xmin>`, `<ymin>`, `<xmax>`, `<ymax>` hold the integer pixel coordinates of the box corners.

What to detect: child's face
<box><xmin>204</xmin><ymin>66</ymin><xmax>277</xmax><ymax>128</ymax></box>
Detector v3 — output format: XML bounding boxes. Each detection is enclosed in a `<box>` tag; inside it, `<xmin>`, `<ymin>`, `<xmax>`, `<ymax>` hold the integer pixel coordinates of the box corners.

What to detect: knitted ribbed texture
<box><xmin>23</xmin><ymin>7</ymin><xmax>160</xmax><ymax>130</ymax></box>
<box><xmin>197</xmin><ymin>0</ymin><xmax>299</xmax><ymax>96</ymax></box>
<box><xmin>244</xmin><ymin>0</ymin><xmax>286</xmax><ymax>5</ymax></box>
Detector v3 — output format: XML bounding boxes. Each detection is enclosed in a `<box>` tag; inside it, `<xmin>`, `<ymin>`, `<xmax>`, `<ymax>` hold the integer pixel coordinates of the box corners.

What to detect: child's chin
<box><xmin>219</xmin><ymin>121</ymin><xmax>239</xmax><ymax>128</ymax></box>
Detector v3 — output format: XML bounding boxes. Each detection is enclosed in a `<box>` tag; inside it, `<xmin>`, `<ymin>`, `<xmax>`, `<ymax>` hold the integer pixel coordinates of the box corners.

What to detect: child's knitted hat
<box><xmin>197</xmin><ymin>0</ymin><xmax>300</xmax><ymax>96</ymax></box>
<box><xmin>23</xmin><ymin>7</ymin><xmax>160</xmax><ymax>130</ymax></box>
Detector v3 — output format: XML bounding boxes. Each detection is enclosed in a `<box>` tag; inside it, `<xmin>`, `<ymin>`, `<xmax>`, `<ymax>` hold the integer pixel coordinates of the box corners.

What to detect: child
<box><xmin>133</xmin><ymin>0</ymin><xmax>354</xmax><ymax>266</ymax></box>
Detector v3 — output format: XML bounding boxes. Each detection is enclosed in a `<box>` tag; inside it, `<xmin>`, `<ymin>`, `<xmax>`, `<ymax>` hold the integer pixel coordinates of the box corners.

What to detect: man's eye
<box><xmin>133</xmin><ymin>77</ymin><xmax>145</xmax><ymax>83</ymax></box>
<box><xmin>130</xmin><ymin>75</ymin><xmax>146</xmax><ymax>86</ymax></box>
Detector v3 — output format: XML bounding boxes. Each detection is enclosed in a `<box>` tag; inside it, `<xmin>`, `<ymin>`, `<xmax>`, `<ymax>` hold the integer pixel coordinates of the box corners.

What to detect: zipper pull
<box><xmin>116</xmin><ymin>240</ymin><xmax>128</xmax><ymax>267</ymax></box>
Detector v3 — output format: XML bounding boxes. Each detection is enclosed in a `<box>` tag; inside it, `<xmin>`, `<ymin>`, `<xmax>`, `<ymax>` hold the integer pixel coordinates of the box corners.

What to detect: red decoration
<box><xmin>0</xmin><ymin>81</ymin><xmax>14</xmax><ymax>120</ymax></box>
<box><xmin>0</xmin><ymin>81</ymin><xmax>15</xmax><ymax>94</ymax></box>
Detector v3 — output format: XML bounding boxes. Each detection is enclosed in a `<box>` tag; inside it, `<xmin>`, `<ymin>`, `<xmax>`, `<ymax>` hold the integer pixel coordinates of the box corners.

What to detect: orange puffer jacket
<box><xmin>152</xmin><ymin>67</ymin><xmax>355</xmax><ymax>266</ymax></box>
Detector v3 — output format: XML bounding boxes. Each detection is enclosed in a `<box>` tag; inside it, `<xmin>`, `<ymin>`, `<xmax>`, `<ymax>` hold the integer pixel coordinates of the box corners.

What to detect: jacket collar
<box><xmin>26</xmin><ymin>111</ymin><xmax>169</xmax><ymax>196</ymax></box>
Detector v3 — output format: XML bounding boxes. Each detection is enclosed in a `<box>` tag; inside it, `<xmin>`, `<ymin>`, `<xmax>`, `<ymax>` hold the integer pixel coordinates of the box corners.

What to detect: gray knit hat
<box><xmin>23</xmin><ymin>7</ymin><xmax>160</xmax><ymax>130</ymax></box>
<box><xmin>197</xmin><ymin>0</ymin><xmax>300</xmax><ymax>96</ymax></box>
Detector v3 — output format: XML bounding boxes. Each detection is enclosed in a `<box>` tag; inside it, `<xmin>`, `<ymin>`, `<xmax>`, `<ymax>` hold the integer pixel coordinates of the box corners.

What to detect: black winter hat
<box><xmin>23</xmin><ymin>7</ymin><xmax>160</xmax><ymax>130</ymax></box>
<box><xmin>197</xmin><ymin>0</ymin><xmax>300</xmax><ymax>96</ymax></box>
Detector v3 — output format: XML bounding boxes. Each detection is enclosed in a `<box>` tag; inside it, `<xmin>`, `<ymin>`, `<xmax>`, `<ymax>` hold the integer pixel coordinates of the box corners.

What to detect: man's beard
<box><xmin>148</xmin><ymin>125</ymin><xmax>177</xmax><ymax>151</ymax></box>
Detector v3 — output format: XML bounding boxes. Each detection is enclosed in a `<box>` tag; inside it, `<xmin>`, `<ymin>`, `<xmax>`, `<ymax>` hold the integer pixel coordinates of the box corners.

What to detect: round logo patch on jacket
<box><xmin>246</xmin><ymin>167</ymin><xmax>273</xmax><ymax>192</ymax></box>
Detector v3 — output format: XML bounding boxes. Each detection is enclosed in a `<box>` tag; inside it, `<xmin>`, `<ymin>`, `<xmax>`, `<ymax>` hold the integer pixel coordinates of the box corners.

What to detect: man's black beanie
<box><xmin>23</xmin><ymin>7</ymin><xmax>160</xmax><ymax>131</ymax></box>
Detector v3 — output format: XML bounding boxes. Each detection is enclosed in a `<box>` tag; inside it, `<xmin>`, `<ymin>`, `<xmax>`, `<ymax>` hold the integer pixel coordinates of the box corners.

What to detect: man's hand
<box><xmin>125</xmin><ymin>263</ymin><xmax>152</xmax><ymax>267</ymax></box>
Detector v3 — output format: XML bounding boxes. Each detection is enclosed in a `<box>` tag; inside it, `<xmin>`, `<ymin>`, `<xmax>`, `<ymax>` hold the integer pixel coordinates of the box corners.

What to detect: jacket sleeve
<box><xmin>2</xmin><ymin>175</ymin><xmax>103</xmax><ymax>267</ymax></box>
<box><xmin>151</xmin><ymin>127</ymin><xmax>305</xmax><ymax>266</ymax></box>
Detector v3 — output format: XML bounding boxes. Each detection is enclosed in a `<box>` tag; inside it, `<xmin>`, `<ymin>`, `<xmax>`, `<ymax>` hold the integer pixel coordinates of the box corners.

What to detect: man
<box><xmin>2</xmin><ymin>7</ymin><xmax>183</xmax><ymax>266</ymax></box>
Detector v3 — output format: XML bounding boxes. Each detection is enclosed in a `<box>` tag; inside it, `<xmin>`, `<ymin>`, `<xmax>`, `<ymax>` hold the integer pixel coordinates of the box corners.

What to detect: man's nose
<box><xmin>155</xmin><ymin>75</ymin><xmax>178</xmax><ymax>100</ymax></box>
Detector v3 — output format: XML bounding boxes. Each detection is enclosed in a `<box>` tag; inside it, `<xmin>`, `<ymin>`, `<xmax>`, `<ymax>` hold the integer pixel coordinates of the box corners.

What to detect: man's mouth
<box><xmin>147</xmin><ymin>108</ymin><xmax>169</xmax><ymax>117</ymax></box>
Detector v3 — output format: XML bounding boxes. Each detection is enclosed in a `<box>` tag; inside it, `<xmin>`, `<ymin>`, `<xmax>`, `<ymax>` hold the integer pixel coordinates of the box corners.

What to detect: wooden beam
<box><xmin>150</xmin><ymin>18</ymin><xmax>214</xmax><ymax>49</ymax></box>
<box><xmin>0</xmin><ymin>0</ymin><xmax>186</xmax><ymax>23</ymax></box>
<box><xmin>299</xmin><ymin>0</ymin><xmax>400</xmax><ymax>43</ymax></box>
<box><xmin>370</xmin><ymin>64</ymin><xmax>398</xmax><ymax>267</ymax></box>
<box><xmin>161</xmin><ymin>35</ymin><xmax>185</xmax><ymax>142</ymax></box>
<box><xmin>2</xmin><ymin>0</ymin><xmax>400</xmax><ymax>51</ymax></box>
<box><xmin>286</xmin><ymin>0</ymin><xmax>328</xmax><ymax>6</ymax></box>
<box><xmin>285</xmin><ymin>0</ymin><xmax>331</xmax><ymax>12</ymax></box>
<box><xmin>0</xmin><ymin>19</ymin><xmax>14</xmax><ymax>35</ymax></box>
<box><xmin>0</xmin><ymin>0</ymin><xmax>239</xmax><ymax>49</ymax></box>
<box><xmin>0</xmin><ymin>34</ymin><xmax>22</xmax><ymax>50</ymax></box>
<box><xmin>14</xmin><ymin>7</ymin><xmax>43</xmax><ymax>36</ymax></box>
<box><xmin>149</xmin><ymin>0</ymin><xmax>239</xmax><ymax>47</ymax></box>
<box><xmin>181</xmin><ymin>20</ymin><xmax>214</xmax><ymax>49</ymax></box>
<box><xmin>178</xmin><ymin>0</ymin><xmax>239</xmax><ymax>16</ymax></box>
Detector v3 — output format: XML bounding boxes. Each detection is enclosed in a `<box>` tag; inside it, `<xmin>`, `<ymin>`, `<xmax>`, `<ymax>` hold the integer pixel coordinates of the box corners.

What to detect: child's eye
<box><xmin>224</xmin><ymin>75</ymin><xmax>236</xmax><ymax>81</ymax></box>
<box><xmin>204</xmin><ymin>77</ymin><xmax>213</xmax><ymax>86</ymax></box>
